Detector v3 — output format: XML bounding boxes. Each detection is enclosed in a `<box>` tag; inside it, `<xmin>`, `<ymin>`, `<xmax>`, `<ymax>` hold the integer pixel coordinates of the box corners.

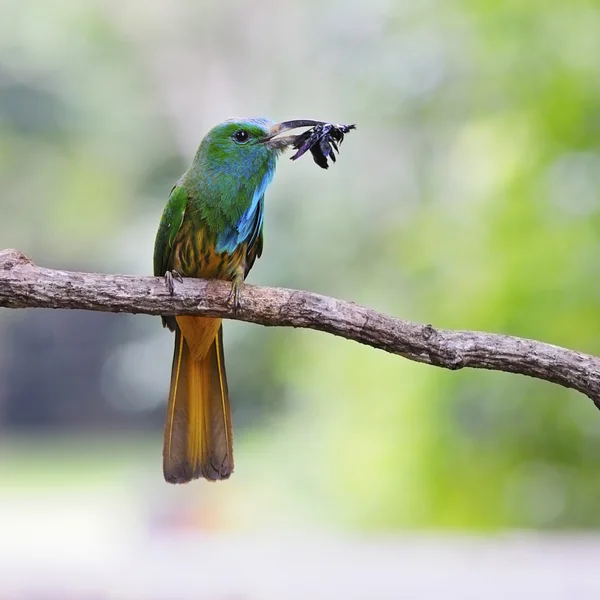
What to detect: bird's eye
<box><xmin>233</xmin><ymin>130</ymin><xmax>250</xmax><ymax>143</ymax></box>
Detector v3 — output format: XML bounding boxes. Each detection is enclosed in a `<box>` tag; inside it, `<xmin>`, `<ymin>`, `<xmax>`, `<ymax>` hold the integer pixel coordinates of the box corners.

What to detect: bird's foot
<box><xmin>164</xmin><ymin>269</ymin><xmax>183</xmax><ymax>296</ymax></box>
<box><xmin>227</xmin><ymin>279</ymin><xmax>244</xmax><ymax>313</ymax></box>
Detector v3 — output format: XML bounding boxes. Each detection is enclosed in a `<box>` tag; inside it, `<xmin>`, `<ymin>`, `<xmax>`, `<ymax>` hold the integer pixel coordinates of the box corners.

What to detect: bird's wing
<box><xmin>244</xmin><ymin>200</ymin><xmax>264</xmax><ymax>276</ymax></box>
<box><xmin>153</xmin><ymin>184</ymin><xmax>188</xmax><ymax>277</ymax></box>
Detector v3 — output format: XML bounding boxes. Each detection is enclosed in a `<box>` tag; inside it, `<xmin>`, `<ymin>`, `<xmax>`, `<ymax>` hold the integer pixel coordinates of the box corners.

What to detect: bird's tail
<box><xmin>163</xmin><ymin>316</ymin><xmax>233</xmax><ymax>483</ymax></box>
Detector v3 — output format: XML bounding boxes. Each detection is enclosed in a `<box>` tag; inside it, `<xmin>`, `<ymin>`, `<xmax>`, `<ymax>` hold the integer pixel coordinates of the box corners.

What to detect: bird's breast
<box><xmin>171</xmin><ymin>220</ymin><xmax>247</xmax><ymax>281</ymax></box>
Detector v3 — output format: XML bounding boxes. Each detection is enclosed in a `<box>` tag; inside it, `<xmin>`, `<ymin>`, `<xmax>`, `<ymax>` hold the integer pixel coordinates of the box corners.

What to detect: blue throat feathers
<box><xmin>215</xmin><ymin>162</ymin><xmax>275</xmax><ymax>254</ymax></box>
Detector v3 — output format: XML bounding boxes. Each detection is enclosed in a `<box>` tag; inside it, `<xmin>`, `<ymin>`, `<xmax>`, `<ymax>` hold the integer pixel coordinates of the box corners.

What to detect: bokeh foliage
<box><xmin>1</xmin><ymin>0</ymin><xmax>600</xmax><ymax>529</ymax></box>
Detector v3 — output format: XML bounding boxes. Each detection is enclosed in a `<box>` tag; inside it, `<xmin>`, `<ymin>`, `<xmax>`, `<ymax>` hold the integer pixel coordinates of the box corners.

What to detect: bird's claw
<box><xmin>227</xmin><ymin>280</ymin><xmax>243</xmax><ymax>313</ymax></box>
<box><xmin>164</xmin><ymin>270</ymin><xmax>183</xmax><ymax>296</ymax></box>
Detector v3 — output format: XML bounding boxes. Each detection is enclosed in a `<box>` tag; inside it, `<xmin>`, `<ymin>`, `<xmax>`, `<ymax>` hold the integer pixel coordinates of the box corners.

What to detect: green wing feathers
<box><xmin>153</xmin><ymin>184</ymin><xmax>189</xmax><ymax>278</ymax></box>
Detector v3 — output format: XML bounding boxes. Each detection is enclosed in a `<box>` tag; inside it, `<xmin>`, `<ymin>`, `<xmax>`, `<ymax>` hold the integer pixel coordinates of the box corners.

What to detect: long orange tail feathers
<box><xmin>163</xmin><ymin>318</ymin><xmax>233</xmax><ymax>483</ymax></box>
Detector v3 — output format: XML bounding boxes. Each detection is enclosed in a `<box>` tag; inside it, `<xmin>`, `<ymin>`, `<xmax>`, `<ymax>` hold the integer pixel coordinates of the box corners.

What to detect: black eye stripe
<box><xmin>234</xmin><ymin>130</ymin><xmax>250</xmax><ymax>143</ymax></box>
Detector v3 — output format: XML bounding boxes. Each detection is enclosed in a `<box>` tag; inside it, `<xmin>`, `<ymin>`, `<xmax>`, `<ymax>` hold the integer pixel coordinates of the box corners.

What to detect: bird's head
<box><xmin>197</xmin><ymin>117</ymin><xmax>331</xmax><ymax>168</ymax></box>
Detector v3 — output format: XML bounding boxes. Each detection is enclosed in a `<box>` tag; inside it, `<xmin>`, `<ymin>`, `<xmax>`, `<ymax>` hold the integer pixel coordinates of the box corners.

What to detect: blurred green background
<box><xmin>1</xmin><ymin>0</ymin><xmax>600</xmax><ymax>596</ymax></box>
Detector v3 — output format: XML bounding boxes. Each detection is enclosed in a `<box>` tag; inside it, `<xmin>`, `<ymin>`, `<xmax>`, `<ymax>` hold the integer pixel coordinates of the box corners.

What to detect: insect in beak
<box><xmin>262</xmin><ymin>120</ymin><xmax>356</xmax><ymax>169</ymax></box>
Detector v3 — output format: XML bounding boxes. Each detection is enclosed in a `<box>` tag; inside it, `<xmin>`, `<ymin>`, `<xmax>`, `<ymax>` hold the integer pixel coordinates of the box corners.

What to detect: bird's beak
<box><xmin>261</xmin><ymin>119</ymin><xmax>326</xmax><ymax>149</ymax></box>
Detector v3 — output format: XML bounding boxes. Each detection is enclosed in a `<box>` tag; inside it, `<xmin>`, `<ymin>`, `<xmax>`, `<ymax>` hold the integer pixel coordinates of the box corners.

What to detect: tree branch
<box><xmin>1</xmin><ymin>248</ymin><xmax>599</xmax><ymax>409</ymax></box>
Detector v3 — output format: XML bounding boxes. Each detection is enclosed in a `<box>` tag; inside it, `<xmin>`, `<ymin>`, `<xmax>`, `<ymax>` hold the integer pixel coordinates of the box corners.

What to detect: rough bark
<box><xmin>1</xmin><ymin>248</ymin><xmax>599</xmax><ymax>408</ymax></box>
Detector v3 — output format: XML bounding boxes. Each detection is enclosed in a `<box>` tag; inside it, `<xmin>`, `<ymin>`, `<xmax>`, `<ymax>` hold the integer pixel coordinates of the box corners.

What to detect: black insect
<box><xmin>290</xmin><ymin>123</ymin><xmax>356</xmax><ymax>169</ymax></box>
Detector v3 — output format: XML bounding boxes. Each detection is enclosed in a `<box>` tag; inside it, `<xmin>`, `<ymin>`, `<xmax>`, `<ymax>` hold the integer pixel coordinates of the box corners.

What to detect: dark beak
<box><xmin>261</xmin><ymin>119</ymin><xmax>327</xmax><ymax>149</ymax></box>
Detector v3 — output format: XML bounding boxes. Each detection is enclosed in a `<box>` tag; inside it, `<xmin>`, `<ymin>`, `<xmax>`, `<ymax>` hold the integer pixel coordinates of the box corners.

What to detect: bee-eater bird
<box><xmin>154</xmin><ymin>117</ymin><xmax>321</xmax><ymax>484</ymax></box>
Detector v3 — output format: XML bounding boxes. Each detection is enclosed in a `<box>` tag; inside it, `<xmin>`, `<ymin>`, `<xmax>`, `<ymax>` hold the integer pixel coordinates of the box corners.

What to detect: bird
<box><xmin>153</xmin><ymin>117</ymin><xmax>310</xmax><ymax>484</ymax></box>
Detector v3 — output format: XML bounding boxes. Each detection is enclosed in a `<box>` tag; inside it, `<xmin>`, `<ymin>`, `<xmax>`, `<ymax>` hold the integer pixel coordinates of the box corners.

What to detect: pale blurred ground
<box><xmin>2</xmin><ymin>0</ymin><xmax>600</xmax><ymax>596</ymax></box>
<box><xmin>0</xmin><ymin>445</ymin><xmax>600</xmax><ymax>600</ymax></box>
<box><xmin>3</xmin><ymin>529</ymin><xmax>600</xmax><ymax>600</ymax></box>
